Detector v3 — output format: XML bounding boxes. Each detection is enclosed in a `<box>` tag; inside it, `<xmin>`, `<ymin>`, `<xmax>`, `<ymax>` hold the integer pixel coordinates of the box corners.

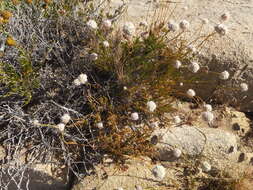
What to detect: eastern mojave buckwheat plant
<box><xmin>0</xmin><ymin>0</ymin><xmax>250</xmax><ymax>189</ymax></box>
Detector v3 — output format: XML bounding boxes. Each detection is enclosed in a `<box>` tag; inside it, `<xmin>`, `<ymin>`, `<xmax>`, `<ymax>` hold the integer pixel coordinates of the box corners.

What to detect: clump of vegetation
<box><xmin>0</xmin><ymin>0</ymin><xmax>250</xmax><ymax>189</ymax></box>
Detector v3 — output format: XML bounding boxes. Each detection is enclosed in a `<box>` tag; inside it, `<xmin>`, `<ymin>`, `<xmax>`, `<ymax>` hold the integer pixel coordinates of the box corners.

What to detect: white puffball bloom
<box><xmin>152</xmin><ymin>165</ymin><xmax>166</xmax><ymax>180</ymax></box>
<box><xmin>78</xmin><ymin>73</ymin><xmax>88</xmax><ymax>84</ymax></box>
<box><xmin>201</xmin><ymin>18</ymin><xmax>209</xmax><ymax>24</ymax></box>
<box><xmin>102</xmin><ymin>41</ymin><xmax>109</xmax><ymax>48</ymax></box>
<box><xmin>32</xmin><ymin>119</ymin><xmax>40</xmax><ymax>125</ymax></box>
<box><xmin>168</xmin><ymin>20</ymin><xmax>179</xmax><ymax>32</ymax></box>
<box><xmin>201</xmin><ymin>161</ymin><xmax>211</xmax><ymax>172</ymax></box>
<box><xmin>57</xmin><ymin>123</ymin><xmax>65</xmax><ymax>132</ymax></box>
<box><xmin>180</xmin><ymin>82</ymin><xmax>183</xmax><ymax>86</ymax></box>
<box><xmin>90</xmin><ymin>53</ymin><xmax>98</xmax><ymax>61</ymax></box>
<box><xmin>188</xmin><ymin>62</ymin><xmax>200</xmax><ymax>73</ymax></box>
<box><xmin>86</xmin><ymin>19</ymin><xmax>98</xmax><ymax>30</ymax></box>
<box><xmin>96</xmin><ymin>122</ymin><xmax>104</xmax><ymax>129</ymax></box>
<box><xmin>203</xmin><ymin>104</ymin><xmax>212</xmax><ymax>112</ymax></box>
<box><xmin>240</xmin><ymin>83</ymin><xmax>248</xmax><ymax>92</ymax></box>
<box><xmin>174</xmin><ymin>60</ymin><xmax>182</xmax><ymax>69</ymax></box>
<box><xmin>173</xmin><ymin>116</ymin><xmax>181</xmax><ymax>124</ymax></box>
<box><xmin>221</xmin><ymin>12</ymin><xmax>230</xmax><ymax>21</ymax></box>
<box><xmin>123</xmin><ymin>22</ymin><xmax>136</xmax><ymax>36</ymax></box>
<box><xmin>139</xmin><ymin>21</ymin><xmax>148</xmax><ymax>27</ymax></box>
<box><xmin>179</xmin><ymin>20</ymin><xmax>190</xmax><ymax>30</ymax></box>
<box><xmin>73</xmin><ymin>78</ymin><xmax>81</xmax><ymax>86</ymax></box>
<box><xmin>202</xmin><ymin>111</ymin><xmax>214</xmax><ymax>123</ymax></box>
<box><xmin>147</xmin><ymin>101</ymin><xmax>157</xmax><ymax>112</ymax></box>
<box><xmin>219</xmin><ymin>70</ymin><xmax>230</xmax><ymax>80</ymax></box>
<box><xmin>215</xmin><ymin>24</ymin><xmax>228</xmax><ymax>36</ymax></box>
<box><xmin>102</xmin><ymin>19</ymin><xmax>112</xmax><ymax>29</ymax></box>
<box><xmin>61</xmin><ymin>114</ymin><xmax>71</xmax><ymax>124</ymax></box>
<box><xmin>123</xmin><ymin>86</ymin><xmax>127</xmax><ymax>90</ymax></box>
<box><xmin>131</xmin><ymin>112</ymin><xmax>139</xmax><ymax>121</ymax></box>
<box><xmin>187</xmin><ymin>89</ymin><xmax>196</xmax><ymax>97</ymax></box>
<box><xmin>173</xmin><ymin>148</ymin><xmax>182</xmax><ymax>158</ymax></box>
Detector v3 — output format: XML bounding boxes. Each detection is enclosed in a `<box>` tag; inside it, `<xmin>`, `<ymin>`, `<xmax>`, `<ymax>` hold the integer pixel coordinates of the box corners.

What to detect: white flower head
<box><xmin>102</xmin><ymin>19</ymin><xmax>112</xmax><ymax>29</ymax></box>
<box><xmin>78</xmin><ymin>73</ymin><xmax>88</xmax><ymax>84</ymax></box>
<box><xmin>123</xmin><ymin>22</ymin><xmax>136</xmax><ymax>36</ymax></box>
<box><xmin>219</xmin><ymin>70</ymin><xmax>230</xmax><ymax>80</ymax></box>
<box><xmin>187</xmin><ymin>89</ymin><xmax>196</xmax><ymax>97</ymax></box>
<box><xmin>173</xmin><ymin>148</ymin><xmax>182</xmax><ymax>158</ymax></box>
<box><xmin>73</xmin><ymin>78</ymin><xmax>81</xmax><ymax>86</ymax></box>
<box><xmin>215</xmin><ymin>24</ymin><xmax>228</xmax><ymax>36</ymax></box>
<box><xmin>201</xmin><ymin>18</ymin><xmax>209</xmax><ymax>24</ymax></box>
<box><xmin>221</xmin><ymin>12</ymin><xmax>230</xmax><ymax>21</ymax></box>
<box><xmin>96</xmin><ymin>122</ymin><xmax>104</xmax><ymax>129</ymax></box>
<box><xmin>203</xmin><ymin>104</ymin><xmax>212</xmax><ymax>112</ymax></box>
<box><xmin>57</xmin><ymin>123</ymin><xmax>65</xmax><ymax>132</ymax></box>
<box><xmin>86</xmin><ymin>19</ymin><xmax>98</xmax><ymax>30</ymax></box>
<box><xmin>102</xmin><ymin>41</ymin><xmax>109</xmax><ymax>48</ymax></box>
<box><xmin>168</xmin><ymin>20</ymin><xmax>179</xmax><ymax>32</ymax></box>
<box><xmin>202</xmin><ymin>111</ymin><xmax>214</xmax><ymax>123</ymax></box>
<box><xmin>240</xmin><ymin>83</ymin><xmax>248</xmax><ymax>92</ymax></box>
<box><xmin>61</xmin><ymin>113</ymin><xmax>71</xmax><ymax>124</ymax></box>
<box><xmin>32</xmin><ymin>119</ymin><xmax>40</xmax><ymax>126</ymax></box>
<box><xmin>131</xmin><ymin>112</ymin><xmax>139</xmax><ymax>121</ymax></box>
<box><xmin>147</xmin><ymin>101</ymin><xmax>157</xmax><ymax>112</ymax></box>
<box><xmin>201</xmin><ymin>161</ymin><xmax>211</xmax><ymax>172</ymax></box>
<box><xmin>173</xmin><ymin>116</ymin><xmax>181</xmax><ymax>124</ymax></box>
<box><xmin>90</xmin><ymin>53</ymin><xmax>98</xmax><ymax>61</ymax></box>
<box><xmin>123</xmin><ymin>86</ymin><xmax>127</xmax><ymax>90</ymax></box>
<box><xmin>174</xmin><ymin>60</ymin><xmax>182</xmax><ymax>69</ymax></box>
<box><xmin>152</xmin><ymin>165</ymin><xmax>166</xmax><ymax>180</ymax></box>
<box><xmin>188</xmin><ymin>62</ymin><xmax>200</xmax><ymax>73</ymax></box>
<box><xmin>180</xmin><ymin>82</ymin><xmax>184</xmax><ymax>86</ymax></box>
<box><xmin>139</xmin><ymin>21</ymin><xmax>148</xmax><ymax>27</ymax></box>
<box><xmin>179</xmin><ymin>20</ymin><xmax>190</xmax><ymax>30</ymax></box>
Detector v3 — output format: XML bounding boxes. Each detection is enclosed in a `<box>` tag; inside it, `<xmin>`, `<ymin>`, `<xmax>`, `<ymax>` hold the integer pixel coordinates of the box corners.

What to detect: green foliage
<box><xmin>0</xmin><ymin>49</ymin><xmax>39</xmax><ymax>104</ymax></box>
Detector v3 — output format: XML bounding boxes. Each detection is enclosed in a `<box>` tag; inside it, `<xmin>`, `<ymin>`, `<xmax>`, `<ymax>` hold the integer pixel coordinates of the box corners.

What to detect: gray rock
<box><xmin>153</xmin><ymin>125</ymin><xmax>238</xmax><ymax>161</ymax></box>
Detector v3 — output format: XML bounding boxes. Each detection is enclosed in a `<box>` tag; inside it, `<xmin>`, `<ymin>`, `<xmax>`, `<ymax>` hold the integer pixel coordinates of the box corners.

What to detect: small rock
<box><xmin>152</xmin><ymin>165</ymin><xmax>166</xmax><ymax>180</ymax></box>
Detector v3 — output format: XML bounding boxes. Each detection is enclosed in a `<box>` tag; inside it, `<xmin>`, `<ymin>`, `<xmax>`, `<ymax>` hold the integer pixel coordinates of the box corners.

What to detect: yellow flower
<box><xmin>6</xmin><ymin>36</ymin><xmax>17</xmax><ymax>47</ymax></box>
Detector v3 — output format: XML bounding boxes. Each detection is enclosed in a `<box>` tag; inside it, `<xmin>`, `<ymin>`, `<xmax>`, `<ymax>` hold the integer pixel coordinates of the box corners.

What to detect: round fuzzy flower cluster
<box><xmin>152</xmin><ymin>165</ymin><xmax>166</xmax><ymax>180</ymax></box>
<box><xmin>86</xmin><ymin>19</ymin><xmax>98</xmax><ymax>30</ymax></box>
<box><xmin>102</xmin><ymin>19</ymin><xmax>112</xmax><ymax>29</ymax></box>
<box><xmin>174</xmin><ymin>60</ymin><xmax>182</xmax><ymax>69</ymax></box>
<box><xmin>89</xmin><ymin>52</ymin><xmax>98</xmax><ymax>61</ymax></box>
<box><xmin>73</xmin><ymin>73</ymin><xmax>88</xmax><ymax>86</ymax></box>
<box><xmin>61</xmin><ymin>113</ymin><xmax>71</xmax><ymax>124</ymax></box>
<box><xmin>187</xmin><ymin>89</ymin><xmax>196</xmax><ymax>97</ymax></box>
<box><xmin>179</xmin><ymin>20</ymin><xmax>190</xmax><ymax>30</ymax></box>
<box><xmin>102</xmin><ymin>41</ymin><xmax>109</xmax><ymax>48</ymax></box>
<box><xmin>131</xmin><ymin>112</ymin><xmax>139</xmax><ymax>121</ymax></box>
<box><xmin>219</xmin><ymin>70</ymin><xmax>230</xmax><ymax>80</ymax></box>
<box><xmin>168</xmin><ymin>20</ymin><xmax>179</xmax><ymax>32</ymax></box>
<box><xmin>240</xmin><ymin>83</ymin><xmax>248</xmax><ymax>92</ymax></box>
<box><xmin>215</xmin><ymin>24</ymin><xmax>228</xmax><ymax>36</ymax></box>
<box><xmin>188</xmin><ymin>62</ymin><xmax>200</xmax><ymax>73</ymax></box>
<box><xmin>123</xmin><ymin>22</ymin><xmax>136</xmax><ymax>36</ymax></box>
<box><xmin>96</xmin><ymin>122</ymin><xmax>104</xmax><ymax>129</ymax></box>
<box><xmin>57</xmin><ymin>123</ymin><xmax>65</xmax><ymax>132</ymax></box>
<box><xmin>173</xmin><ymin>116</ymin><xmax>181</xmax><ymax>124</ymax></box>
<box><xmin>202</xmin><ymin>111</ymin><xmax>214</xmax><ymax>123</ymax></box>
<box><xmin>147</xmin><ymin>101</ymin><xmax>157</xmax><ymax>112</ymax></box>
